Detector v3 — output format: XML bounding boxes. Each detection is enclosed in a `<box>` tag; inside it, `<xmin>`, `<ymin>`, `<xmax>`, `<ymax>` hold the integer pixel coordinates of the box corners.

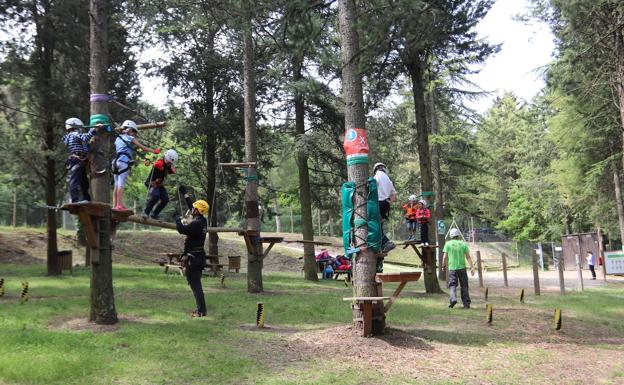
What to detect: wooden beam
<box><xmin>125</xmin><ymin>215</ymin><xmax>244</xmax><ymax>233</ymax></box>
<box><xmin>219</xmin><ymin>162</ymin><xmax>257</xmax><ymax>168</ymax></box>
<box><xmin>114</xmin><ymin>121</ymin><xmax>167</xmax><ymax>133</ymax></box>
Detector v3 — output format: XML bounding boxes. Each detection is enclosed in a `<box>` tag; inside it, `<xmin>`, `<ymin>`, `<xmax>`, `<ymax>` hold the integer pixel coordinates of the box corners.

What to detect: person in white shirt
<box><xmin>373</xmin><ymin>163</ymin><xmax>397</xmax><ymax>253</ymax></box>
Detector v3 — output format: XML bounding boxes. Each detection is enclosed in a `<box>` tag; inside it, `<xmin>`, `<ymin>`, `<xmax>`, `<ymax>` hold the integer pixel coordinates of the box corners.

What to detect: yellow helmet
<box><xmin>192</xmin><ymin>200</ymin><xmax>209</xmax><ymax>215</ymax></box>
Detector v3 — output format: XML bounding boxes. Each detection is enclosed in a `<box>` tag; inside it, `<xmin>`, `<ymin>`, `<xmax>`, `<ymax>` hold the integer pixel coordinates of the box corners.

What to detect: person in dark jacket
<box><xmin>143</xmin><ymin>149</ymin><xmax>179</xmax><ymax>220</ymax></box>
<box><xmin>176</xmin><ymin>199</ymin><xmax>209</xmax><ymax>317</ymax></box>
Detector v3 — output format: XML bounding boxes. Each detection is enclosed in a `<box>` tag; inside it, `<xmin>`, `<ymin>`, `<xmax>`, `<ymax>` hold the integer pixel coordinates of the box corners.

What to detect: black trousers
<box><xmin>420</xmin><ymin>222</ymin><xmax>429</xmax><ymax>243</ymax></box>
<box><xmin>144</xmin><ymin>186</ymin><xmax>169</xmax><ymax>217</ymax></box>
<box><xmin>448</xmin><ymin>268</ymin><xmax>471</xmax><ymax>306</ymax></box>
<box><xmin>186</xmin><ymin>267</ymin><xmax>206</xmax><ymax>314</ymax></box>
<box><xmin>378</xmin><ymin>200</ymin><xmax>390</xmax><ymax>246</ymax></box>
<box><xmin>68</xmin><ymin>162</ymin><xmax>90</xmax><ymax>202</ymax></box>
<box><xmin>589</xmin><ymin>264</ymin><xmax>596</xmax><ymax>278</ymax></box>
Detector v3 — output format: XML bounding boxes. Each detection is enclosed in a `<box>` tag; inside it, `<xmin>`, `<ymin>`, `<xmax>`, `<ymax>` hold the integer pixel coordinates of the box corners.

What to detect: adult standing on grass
<box><xmin>586</xmin><ymin>251</ymin><xmax>596</xmax><ymax>280</ymax></box>
<box><xmin>373</xmin><ymin>162</ymin><xmax>397</xmax><ymax>252</ymax></box>
<box><xmin>176</xmin><ymin>200</ymin><xmax>209</xmax><ymax>317</ymax></box>
<box><xmin>441</xmin><ymin>228</ymin><xmax>475</xmax><ymax>309</ymax></box>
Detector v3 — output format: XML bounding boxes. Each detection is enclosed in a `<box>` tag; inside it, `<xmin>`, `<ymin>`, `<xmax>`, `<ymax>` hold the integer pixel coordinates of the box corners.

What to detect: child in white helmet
<box><xmin>142</xmin><ymin>149</ymin><xmax>179</xmax><ymax>220</ymax></box>
<box><xmin>62</xmin><ymin>117</ymin><xmax>96</xmax><ymax>202</ymax></box>
<box><xmin>112</xmin><ymin>120</ymin><xmax>160</xmax><ymax>211</ymax></box>
<box><xmin>402</xmin><ymin>195</ymin><xmax>418</xmax><ymax>241</ymax></box>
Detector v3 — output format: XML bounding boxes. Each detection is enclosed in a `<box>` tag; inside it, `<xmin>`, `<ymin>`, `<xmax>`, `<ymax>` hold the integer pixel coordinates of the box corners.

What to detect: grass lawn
<box><xmin>1</xmin><ymin>262</ymin><xmax>624</xmax><ymax>385</ymax></box>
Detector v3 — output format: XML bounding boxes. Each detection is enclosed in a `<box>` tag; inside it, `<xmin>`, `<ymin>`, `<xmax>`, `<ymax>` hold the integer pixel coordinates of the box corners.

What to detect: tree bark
<box><xmin>204</xmin><ymin>34</ymin><xmax>219</xmax><ymax>256</ymax></box>
<box><xmin>243</xmin><ymin>1</ymin><xmax>263</xmax><ymax>293</ymax></box>
<box><xmin>32</xmin><ymin>1</ymin><xmax>60</xmax><ymax>276</ymax></box>
<box><xmin>613</xmin><ymin>169</ymin><xmax>624</xmax><ymax>245</ymax></box>
<box><xmin>615</xmin><ymin>28</ymin><xmax>624</xmax><ymax>245</ymax></box>
<box><xmin>339</xmin><ymin>0</ymin><xmax>384</xmax><ymax>335</ymax></box>
<box><xmin>88</xmin><ymin>0</ymin><xmax>117</xmax><ymax>324</ymax></box>
<box><xmin>293</xmin><ymin>56</ymin><xmax>317</xmax><ymax>280</ymax></box>
<box><xmin>428</xmin><ymin>90</ymin><xmax>445</xmax><ymax>280</ymax></box>
<box><xmin>405</xmin><ymin>52</ymin><xmax>442</xmax><ymax>293</ymax></box>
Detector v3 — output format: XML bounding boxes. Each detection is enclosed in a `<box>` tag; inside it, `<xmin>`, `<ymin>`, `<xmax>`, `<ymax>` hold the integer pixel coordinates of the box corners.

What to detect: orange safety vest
<box><xmin>402</xmin><ymin>203</ymin><xmax>417</xmax><ymax>220</ymax></box>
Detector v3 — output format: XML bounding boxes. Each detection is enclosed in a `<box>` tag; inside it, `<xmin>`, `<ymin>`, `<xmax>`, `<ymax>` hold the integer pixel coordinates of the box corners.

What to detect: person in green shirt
<box><xmin>442</xmin><ymin>228</ymin><xmax>475</xmax><ymax>309</ymax></box>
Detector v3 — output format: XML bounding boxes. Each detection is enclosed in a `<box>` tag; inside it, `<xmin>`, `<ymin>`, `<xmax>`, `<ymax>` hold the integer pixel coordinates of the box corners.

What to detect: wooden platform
<box><xmin>375</xmin><ymin>272</ymin><xmax>422</xmax><ymax>313</ymax></box>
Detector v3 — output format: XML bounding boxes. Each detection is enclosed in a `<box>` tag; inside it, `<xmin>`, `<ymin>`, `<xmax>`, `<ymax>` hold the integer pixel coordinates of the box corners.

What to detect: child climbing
<box><xmin>402</xmin><ymin>194</ymin><xmax>418</xmax><ymax>241</ymax></box>
<box><xmin>416</xmin><ymin>199</ymin><xmax>431</xmax><ymax>245</ymax></box>
<box><xmin>142</xmin><ymin>149</ymin><xmax>179</xmax><ymax>220</ymax></box>
<box><xmin>112</xmin><ymin>120</ymin><xmax>160</xmax><ymax>211</ymax></box>
<box><xmin>62</xmin><ymin>117</ymin><xmax>96</xmax><ymax>202</ymax></box>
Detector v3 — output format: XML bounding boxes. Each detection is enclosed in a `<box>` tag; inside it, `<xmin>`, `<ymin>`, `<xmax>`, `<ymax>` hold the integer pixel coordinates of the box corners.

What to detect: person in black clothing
<box><xmin>176</xmin><ymin>199</ymin><xmax>209</xmax><ymax>317</ymax></box>
<box><xmin>143</xmin><ymin>149</ymin><xmax>179</xmax><ymax>220</ymax></box>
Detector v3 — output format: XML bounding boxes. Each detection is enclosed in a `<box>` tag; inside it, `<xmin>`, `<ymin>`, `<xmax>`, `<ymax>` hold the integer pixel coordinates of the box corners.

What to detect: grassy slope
<box><xmin>1</xmin><ymin>228</ymin><xmax>624</xmax><ymax>384</ymax></box>
<box><xmin>0</xmin><ymin>263</ymin><xmax>623</xmax><ymax>385</ymax></box>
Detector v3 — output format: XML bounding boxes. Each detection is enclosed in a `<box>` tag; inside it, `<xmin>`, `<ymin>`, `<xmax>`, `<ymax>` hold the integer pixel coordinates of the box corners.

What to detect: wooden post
<box><xmin>133</xmin><ymin>200</ymin><xmax>137</xmax><ymax>231</ymax></box>
<box><xmin>576</xmin><ymin>254</ymin><xmax>584</xmax><ymax>291</ymax></box>
<box><xmin>328</xmin><ymin>211</ymin><xmax>334</xmax><ymax>237</ymax></box>
<box><xmin>12</xmin><ymin>188</ymin><xmax>17</xmax><ymax>227</ymax></box>
<box><xmin>290</xmin><ymin>206</ymin><xmax>294</xmax><ymax>233</ymax></box>
<box><xmin>538</xmin><ymin>242</ymin><xmax>544</xmax><ymax>271</ymax></box>
<box><xmin>598</xmin><ymin>227</ymin><xmax>607</xmax><ymax>281</ymax></box>
<box><xmin>501</xmin><ymin>252</ymin><xmax>508</xmax><ymax>287</ymax></box>
<box><xmin>476</xmin><ymin>250</ymin><xmax>484</xmax><ymax>288</ymax></box>
<box><xmin>557</xmin><ymin>249</ymin><xmax>565</xmax><ymax>295</ymax></box>
<box><xmin>532</xmin><ymin>249</ymin><xmax>540</xmax><ymax>296</ymax></box>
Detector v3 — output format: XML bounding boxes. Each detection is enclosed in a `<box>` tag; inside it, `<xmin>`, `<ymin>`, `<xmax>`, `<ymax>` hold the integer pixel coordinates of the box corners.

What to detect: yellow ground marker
<box><xmin>256</xmin><ymin>303</ymin><xmax>265</xmax><ymax>328</ymax></box>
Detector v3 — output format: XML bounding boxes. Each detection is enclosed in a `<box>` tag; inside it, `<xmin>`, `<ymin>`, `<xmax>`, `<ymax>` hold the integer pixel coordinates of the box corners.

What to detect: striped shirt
<box><xmin>63</xmin><ymin>131</ymin><xmax>93</xmax><ymax>155</ymax></box>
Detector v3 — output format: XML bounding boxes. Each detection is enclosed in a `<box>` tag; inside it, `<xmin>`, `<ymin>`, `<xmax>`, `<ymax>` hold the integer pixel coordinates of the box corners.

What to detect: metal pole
<box><xmin>575</xmin><ymin>254</ymin><xmax>584</xmax><ymax>291</ymax></box>
<box><xmin>597</xmin><ymin>227</ymin><xmax>607</xmax><ymax>282</ymax></box>
<box><xmin>501</xmin><ymin>252</ymin><xmax>508</xmax><ymax>287</ymax></box>
<box><xmin>532</xmin><ymin>249</ymin><xmax>541</xmax><ymax>296</ymax></box>
<box><xmin>476</xmin><ymin>250</ymin><xmax>484</xmax><ymax>288</ymax></box>
<box><xmin>12</xmin><ymin>188</ymin><xmax>17</xmax><ymax>227</ymax></box>
<box><xmin>133</xmin><ymin>200</ymin><xmax>137</xmax><ymax>231</ymax></box>
<box><xmin>557</xmin><ymin>249</ymin><xmax>565</xmax><ymax>295</ymax></box>
<box><xmin>538</xmin><ymin>242</ymin><xmax>544</xmax><ymax>271</ymax></box>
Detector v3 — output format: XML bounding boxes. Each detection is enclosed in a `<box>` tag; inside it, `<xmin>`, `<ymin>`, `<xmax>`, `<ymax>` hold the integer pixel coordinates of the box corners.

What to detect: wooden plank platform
<box><xmin>375</xmin><ymin>272</ymin><xmax>422</xmax><ymax>283</ymax></box>
<box><xmin>375</xmin><ymin>272</ymin><xmax>422</xmax><ymax>313</ymax></box>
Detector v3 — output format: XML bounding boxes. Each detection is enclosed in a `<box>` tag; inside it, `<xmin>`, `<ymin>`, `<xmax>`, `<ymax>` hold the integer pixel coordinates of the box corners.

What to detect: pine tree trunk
<box><xmin>204</xmin><ymin>35</ymin><xmax>219</xmax><ymax>256</ymax></box>
<box><xmin>428</xmin><ymin>90</ymin><xmax>445</xmax><ymax>280</ymax></box>
<box><xmin>88</xmin><ymin>0</ymin><xmax>117</xmax><ymax>324</ymax></box>
<box><xmin>243</xmin><ymin>2</ymin><xmax>263</xmax><ymax>293</ymax></box>
<box><xmin>33</xmin><ymin>2</ymin><xmax>60</xmax><ymax>276</ymax></box>
<box><xmin>339</xmin><ymin>0</ymin><xmax>384</xmax><ymax>335</ymax></box>
<box><xmin>292</xmin><ymin>56</ymin><xmax>318</xmax><ymax>281</ymax></box>
<box><xmin>613</xmin><ymin>169</ymin><xmax>624</xmax><ymax>245</ymax></box>
<box><xmin>616</xmin><ymin>29</ymin><xmax>624</xmax><ymax>246</ymax></box>
<box><xmin>405</xmin><ymin>53</ymin><xmax>441</xmax><ymax>294</ymax></box>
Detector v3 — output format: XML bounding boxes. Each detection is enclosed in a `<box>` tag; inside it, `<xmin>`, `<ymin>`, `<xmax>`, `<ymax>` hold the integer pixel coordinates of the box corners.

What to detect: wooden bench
<box><xmin>343</xmin><ymin>297</ymin><xmax>390</xmax><ymax>337</ymax></box>
<box><xmin>375</xmin><ymin>272</ymin><xmax>422</xmax><ymax>313</ymax></box>
<box><xmin>161</xmin><ymin>253</ymin><xmax>184</xmax><ymax>276</ymax></box>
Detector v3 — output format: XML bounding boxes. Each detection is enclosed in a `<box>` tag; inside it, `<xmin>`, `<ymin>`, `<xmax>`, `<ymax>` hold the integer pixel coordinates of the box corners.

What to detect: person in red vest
<box><xmin>416</xmin><ymin>199</ymin><xmax>431</xmax><ymax>246</ymax></box>
<box><xmin>402</xmin><ymin>194</ymin><xmax>418</xmax><ymax>241</ymax></box>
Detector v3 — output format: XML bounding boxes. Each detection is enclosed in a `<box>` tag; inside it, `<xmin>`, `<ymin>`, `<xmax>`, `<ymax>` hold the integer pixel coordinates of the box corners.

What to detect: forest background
<box><xmin>1</xmin><ymin>0</ymin><xmax>624</xmax><ymax>260</ymax></box>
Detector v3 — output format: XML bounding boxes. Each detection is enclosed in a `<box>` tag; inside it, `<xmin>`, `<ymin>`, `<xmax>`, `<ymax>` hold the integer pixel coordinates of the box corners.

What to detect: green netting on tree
<box><xmin>341</xmin><ymin>177</ymin><xmax>382</xmax><ymax>255</ymax></box>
